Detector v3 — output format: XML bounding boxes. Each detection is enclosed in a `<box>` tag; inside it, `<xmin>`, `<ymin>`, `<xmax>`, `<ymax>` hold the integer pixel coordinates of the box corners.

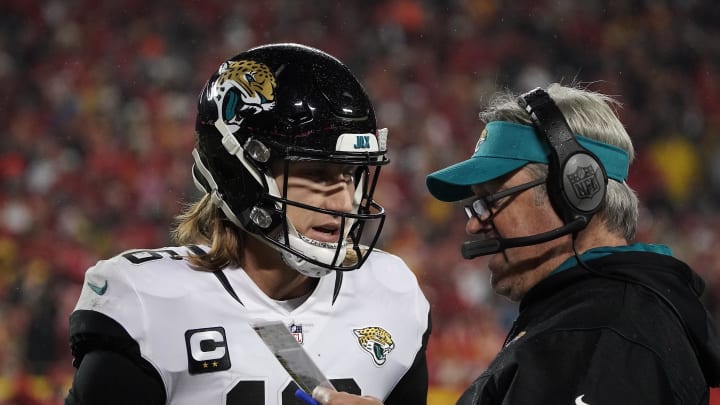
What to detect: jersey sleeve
<box><xmin>68</xmin><ymin>254</ymin><xmax>165</xmax><ymax>395</ymax></box>
<box><xmin>65</xmin><ymin>350</ymin><xmax>166</xmax><ymax>405</ymax></box>
<box><xmin>73</xmin><ymin>254</ymin><xmax>148</xmax><ymax>334</ymax></box>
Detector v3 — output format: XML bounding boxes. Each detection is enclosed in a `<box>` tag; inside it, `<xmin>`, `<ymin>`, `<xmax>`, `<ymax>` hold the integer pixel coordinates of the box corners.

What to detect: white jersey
<box><xmin>71</xmin><ymin>245</ymin><xmax>430</xmax><ymax>405</ymax></box>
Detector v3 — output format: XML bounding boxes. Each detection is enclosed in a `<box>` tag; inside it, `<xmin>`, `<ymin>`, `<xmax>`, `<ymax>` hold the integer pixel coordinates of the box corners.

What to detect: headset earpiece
<box><xmin>517</xmin><ymin>88</ymin><xmax>608</xmax><ymax>227</ymax></box>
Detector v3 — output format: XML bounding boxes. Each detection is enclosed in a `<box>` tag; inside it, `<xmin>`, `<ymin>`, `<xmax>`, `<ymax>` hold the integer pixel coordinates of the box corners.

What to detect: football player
<box><xmin>64</xmin><ymin>43</ymin><xmax>431</xmax><ymax>405</ymax></box>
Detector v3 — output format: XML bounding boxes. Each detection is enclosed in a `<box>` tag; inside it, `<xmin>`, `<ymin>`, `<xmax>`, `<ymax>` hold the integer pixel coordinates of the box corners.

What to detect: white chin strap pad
<box><xmin>280</xmin><ymin>233</ymin><xmax>347</xmax><ymax>278</ymax></box>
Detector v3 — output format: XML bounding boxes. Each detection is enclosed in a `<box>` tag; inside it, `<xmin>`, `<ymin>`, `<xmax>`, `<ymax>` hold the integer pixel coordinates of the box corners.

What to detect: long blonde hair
<box><xmin>170</xmin><ymin>194</ymin><xmax>246</xmax><ymax>271</ymax></box>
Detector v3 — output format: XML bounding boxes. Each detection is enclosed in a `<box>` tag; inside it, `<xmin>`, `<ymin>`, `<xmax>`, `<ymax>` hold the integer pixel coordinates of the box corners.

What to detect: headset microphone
<box><xmin>461</xmin><ymin>218</ymin><xmax>587</xmax><ymax>259</ymax></box>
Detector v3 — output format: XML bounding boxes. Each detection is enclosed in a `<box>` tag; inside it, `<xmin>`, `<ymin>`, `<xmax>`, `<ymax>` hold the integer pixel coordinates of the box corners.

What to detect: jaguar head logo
<box><xmin>474</xmin><ymin>128</ymin><xmax>488</xmax><ymax>153</ymax></box>
<box><xmin>353</xmin><ymin>326</ymin><xmax>395</xmax><ymax>366</ymax></box>
<box><xmin>210</xmin><ymin>59</ymin><xmax>277</xmax><ymax>127</ymax></box>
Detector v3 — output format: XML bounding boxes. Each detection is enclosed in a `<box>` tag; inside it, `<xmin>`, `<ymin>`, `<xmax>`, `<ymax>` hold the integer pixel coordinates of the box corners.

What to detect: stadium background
<box><xmin>1</xmin><ymin>0</ymin><xmax>719</xmax><ymax>403</ymax></box>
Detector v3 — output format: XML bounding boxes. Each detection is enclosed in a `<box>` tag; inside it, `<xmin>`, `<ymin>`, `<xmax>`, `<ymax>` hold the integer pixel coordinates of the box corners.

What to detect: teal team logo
<box><xmin>353</xmin><ymin>135</ymin><xmax>370</xmax><ymax>149</ymax></box>
<box><xmin>185</xmin><ymin>327</ymin><xmax>231</xmax><ymax>374</ymax></box>
<box><xmin>353</xmin><ymin>326</ymin><xmax>395</xmax><ymax>366</ymax></box>
<box><xmin>474</xmin><ymin>128</ymin><xmax>488</xmax><ymax>152</ymax></box>
<box><xmin>213</xmin><ymin>59</ymin><xmax>277</xmax><ymax>126</ymax></box>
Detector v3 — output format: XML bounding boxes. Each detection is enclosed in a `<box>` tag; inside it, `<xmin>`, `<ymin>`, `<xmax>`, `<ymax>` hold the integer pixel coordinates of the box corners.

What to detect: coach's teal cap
<box><xmin>426</xmin><ymin>121</ymin><xmax>630</xmax><ymax>202</ymax></box>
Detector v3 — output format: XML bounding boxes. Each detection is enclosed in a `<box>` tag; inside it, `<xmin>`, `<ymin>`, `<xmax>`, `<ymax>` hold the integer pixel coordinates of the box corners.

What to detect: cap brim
<box><xmin>426</xmin><ymin>157</ymin><xmax>527</xmax><ymax>202</ymax></box>
<box><xmin>425</xmin><ymin>120</ymin><xmax>630</xmax><ymax>203</ymax></box>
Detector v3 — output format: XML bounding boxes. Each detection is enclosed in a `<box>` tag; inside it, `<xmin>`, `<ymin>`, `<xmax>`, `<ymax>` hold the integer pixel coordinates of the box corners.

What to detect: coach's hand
<box><xmin>312</xmin><ymin>386</ymin><xmax>383</xmax><ymax>405</ymax></box>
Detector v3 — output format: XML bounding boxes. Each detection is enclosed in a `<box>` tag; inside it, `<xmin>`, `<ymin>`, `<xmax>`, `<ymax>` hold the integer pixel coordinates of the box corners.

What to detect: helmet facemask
<box><xmin>265</xmin><ymin>159</ymin><xmax>386</xmax><ymax>277</ymax></box>
<box><xmin>192</xmin><ymin>43</ymin><xmax>389</xmax><ymax>277</ymax></box>
<box><xmin>192</xmin><ymin>127</ymin><xmax>387</xmax><ymax>277</ymax></box>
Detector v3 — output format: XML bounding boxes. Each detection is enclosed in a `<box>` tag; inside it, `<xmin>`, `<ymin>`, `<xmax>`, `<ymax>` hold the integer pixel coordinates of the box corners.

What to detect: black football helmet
<box><xmin>192</xmin><ymin>43</ymin><xmax>388</xmax><ymax>277</ymax></box>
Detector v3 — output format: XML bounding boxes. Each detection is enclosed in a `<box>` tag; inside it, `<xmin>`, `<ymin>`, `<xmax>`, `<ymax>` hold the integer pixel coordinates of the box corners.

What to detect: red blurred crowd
<box><xmin>1</xmin><ymin>1</ymin><xmax>719</xmax><ymax>404</ymax></box>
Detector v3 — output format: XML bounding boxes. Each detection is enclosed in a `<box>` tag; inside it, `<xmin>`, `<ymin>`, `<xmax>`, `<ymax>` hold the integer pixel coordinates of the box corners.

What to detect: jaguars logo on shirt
<box><xmin>353</xmin><ymin>326</ymin><xmax>395</xmax><ymax>366</ymax></box>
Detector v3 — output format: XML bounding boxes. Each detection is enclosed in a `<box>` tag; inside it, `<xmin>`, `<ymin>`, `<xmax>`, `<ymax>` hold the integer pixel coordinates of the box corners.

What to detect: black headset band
<box><xmin>519</xmin><ymin>88</ymin><xmax>585</xmax><ymax>164</ymax></box>
<box><xmin>518</xmin><ymin>87</ymin><xmax>607</xmax><ymax>224</ymax></box>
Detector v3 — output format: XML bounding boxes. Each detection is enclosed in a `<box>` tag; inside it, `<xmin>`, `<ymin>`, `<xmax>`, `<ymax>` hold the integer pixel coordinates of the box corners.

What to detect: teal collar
<box><xmin>553</xmin><ymin>243</ymin><xmax>674</xmax><ymax>274</ymax></box>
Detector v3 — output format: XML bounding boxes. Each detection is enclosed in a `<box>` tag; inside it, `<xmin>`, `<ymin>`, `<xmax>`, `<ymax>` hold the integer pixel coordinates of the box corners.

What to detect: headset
<box><xmin>460</xmin><ymin>89</ymin><xmax>703</xmax><ymax>366</ymax></box>
<box><xmin>461</xmin><ymin>87</ymin><xmax>608</xmax><ymax>259</ymax></box>
<box><xmin>525</xmin><ymin>89</ymin><xmax>703</xmax><ymax>366</ymax></box>
<box><xmin>518</xmin><ymin>87</ymin><xmax>608</xmax><ymax>226</ymax></box>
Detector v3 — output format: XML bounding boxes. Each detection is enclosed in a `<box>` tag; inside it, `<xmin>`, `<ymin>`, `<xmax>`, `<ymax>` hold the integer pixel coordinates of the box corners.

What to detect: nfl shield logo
<box><xmin>289</xmin><ymin>323</ymin><xmax>304</xmax><ymax>344</ymax></box>
<box><xmin>567</xmin><ymin>165</ymin><xmax>601</xmax><ymax>200</ymax></box>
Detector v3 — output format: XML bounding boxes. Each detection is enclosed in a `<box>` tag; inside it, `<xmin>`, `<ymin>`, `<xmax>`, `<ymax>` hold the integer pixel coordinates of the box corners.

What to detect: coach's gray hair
<box><xmin>479</xmin><ymin>83</ymin><xmax>639</xmax><ymax>241</ymax></box>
